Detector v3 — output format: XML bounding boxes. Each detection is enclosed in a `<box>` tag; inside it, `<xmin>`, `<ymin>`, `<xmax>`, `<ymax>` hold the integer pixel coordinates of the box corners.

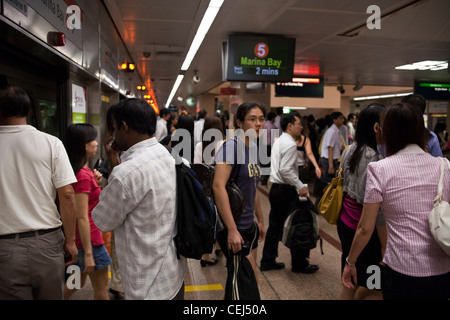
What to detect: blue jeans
<box><xmin>320</xmin><ymin>157</ymin><xmax>339</xmax><ymax>178</ymax></box>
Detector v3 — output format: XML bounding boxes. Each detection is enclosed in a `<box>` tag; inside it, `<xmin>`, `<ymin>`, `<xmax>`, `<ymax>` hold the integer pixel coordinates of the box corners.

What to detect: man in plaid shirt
<box><xmin>92</xmin><ymin>98</ymin><xmax>185</xmax><ymax>300</ymax></box>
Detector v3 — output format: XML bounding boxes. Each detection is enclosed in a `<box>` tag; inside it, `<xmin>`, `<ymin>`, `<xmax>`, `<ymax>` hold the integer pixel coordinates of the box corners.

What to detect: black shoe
<box><xmin>200</xmin><ymin>259</ymin><xmax>218</xmax><ymax>267</ymax></box>
<box><xmin>260</xmin><ymin>261</ymin><xmax>285</xmax><ymax>271</ymax></box>
<box><xmin>292</xmin><ymin>264</ymin><xmax>319</xmax><ymax>274</ymax></box>
<box><xmin>109</xmin><ymin>288</ymin><xmax>125</xmax><ymax>300</ymax></box>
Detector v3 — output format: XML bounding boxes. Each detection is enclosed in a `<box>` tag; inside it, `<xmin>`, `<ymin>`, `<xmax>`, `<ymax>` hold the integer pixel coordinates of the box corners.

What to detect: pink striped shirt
<box><xmin>365</xmin><ymin>144</ymin><xmax>450</xmax><ymax>277</ymax></box>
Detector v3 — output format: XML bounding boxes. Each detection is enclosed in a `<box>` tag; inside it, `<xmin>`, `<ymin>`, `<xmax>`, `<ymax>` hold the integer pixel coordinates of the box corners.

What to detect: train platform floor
<box><xmin>69</xmin><ymin>182</ymin><xmax>344</xmax><ymax>300</ymax></box>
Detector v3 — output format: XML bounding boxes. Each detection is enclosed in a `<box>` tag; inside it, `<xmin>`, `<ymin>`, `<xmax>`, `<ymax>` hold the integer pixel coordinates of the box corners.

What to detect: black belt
<box><xmin>271</xmin><ymin>183</ymin><xmax>296</xmax><ymax>190</ymax></box>
<box><xmin>0</xmin><ymin>227</ymin><xmax>60</xmax><ymax>240</ymax></box>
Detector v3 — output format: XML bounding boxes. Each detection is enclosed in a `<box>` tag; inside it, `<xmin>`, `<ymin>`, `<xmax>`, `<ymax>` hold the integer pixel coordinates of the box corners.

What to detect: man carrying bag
<box><xmin>260</xmin><ymin>112</ymin><xmax>319</xmax><ymax>274</ymax></box>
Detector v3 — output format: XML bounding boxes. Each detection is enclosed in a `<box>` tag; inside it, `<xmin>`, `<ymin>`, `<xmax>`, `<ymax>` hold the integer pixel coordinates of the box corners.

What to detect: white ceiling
<box><xmin>104</xmin><ymin>0</ymin><xmax>450</xmax><ymax>108</ymax></box>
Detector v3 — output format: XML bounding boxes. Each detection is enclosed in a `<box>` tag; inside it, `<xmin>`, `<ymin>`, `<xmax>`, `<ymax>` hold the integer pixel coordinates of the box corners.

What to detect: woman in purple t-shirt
<box><xmin>213</xmin><ymin>102</ymin><xmax>266</xmax><ymax>288</ymax></box>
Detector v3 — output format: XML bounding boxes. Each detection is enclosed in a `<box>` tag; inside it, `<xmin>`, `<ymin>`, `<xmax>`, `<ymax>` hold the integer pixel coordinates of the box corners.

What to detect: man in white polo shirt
<box><xmin>320</xmin><ymin>112</ymin><xmax>346</xmax><ymax>178</ymax></box>
<box><xmin>0</xmin><ymin>86</ymin><xmax>78</xmax><ymax>300</ymax></box>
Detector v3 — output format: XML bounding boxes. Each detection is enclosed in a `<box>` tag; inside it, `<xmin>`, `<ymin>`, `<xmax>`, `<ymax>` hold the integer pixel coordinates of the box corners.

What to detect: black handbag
<box><xmin>226</xmin><ymin>163</ymin><xmax>245</xmax><ymax>220</ymax></box>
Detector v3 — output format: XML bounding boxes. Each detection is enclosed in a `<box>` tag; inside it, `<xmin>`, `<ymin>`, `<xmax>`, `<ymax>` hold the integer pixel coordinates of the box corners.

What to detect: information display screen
<box><xmin>414</xmin><ymin>81</ymin><xmax>450</xmax><ymax>101</ymax></box>
<box><xmin>223</xmin><ymin>34</ymin><xmax>296</xmax><ymax>82</ymax></box>
<box><xmin>275</xmin><ymin>76</ymin><xmax>324</xmax><ymax>98</ymax></box>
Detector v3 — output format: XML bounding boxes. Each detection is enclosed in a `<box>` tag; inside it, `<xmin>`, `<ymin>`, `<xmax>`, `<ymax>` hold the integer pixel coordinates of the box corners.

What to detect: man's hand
<box><xmin>298</xmin><ymin>186</ymin><xmax>308</xmax><ymax>197</ymax></box>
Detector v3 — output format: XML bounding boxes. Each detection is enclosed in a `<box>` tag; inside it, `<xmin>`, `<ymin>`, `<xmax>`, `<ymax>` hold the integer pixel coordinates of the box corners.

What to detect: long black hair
<box><xmin>65</xmin><ymin>123</ymin><xmax>98</xmax><ymax>175</ymax></box>
<box><xmin>348</xmin><ymin>103</ymin><xmax>386</xmax><ymax>173</ymax></box>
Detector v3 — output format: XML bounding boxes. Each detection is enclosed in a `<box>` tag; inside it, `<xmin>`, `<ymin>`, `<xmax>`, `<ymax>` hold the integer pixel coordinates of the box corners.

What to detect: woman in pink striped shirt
<box><xmin>342</xmin><ymin>103</ymin><xmax>450</xmax><ymax>299</ymax></box>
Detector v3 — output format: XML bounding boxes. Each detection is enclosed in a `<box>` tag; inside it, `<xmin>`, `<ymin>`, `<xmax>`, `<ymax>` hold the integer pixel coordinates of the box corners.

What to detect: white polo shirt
<box><xmin>0</xmin><ymin>125</ymin><xmax>76</xmax><ymax>235</ymax></box>
<box><xmin>321</xmin><ymin>124</ymin><xmax>343</xmax><ymax>160</ymax></box>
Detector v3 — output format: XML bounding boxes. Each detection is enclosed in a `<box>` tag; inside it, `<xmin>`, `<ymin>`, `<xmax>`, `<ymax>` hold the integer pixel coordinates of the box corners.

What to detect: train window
<box><xmin>38</xmin><ymin>100</ymin><xmax>58</xmax><ymax>136</ymax></box>
<box><xmin>25</xmin><ymin>94</ymin><xmax>39</xmax><ymax>130</ymax></box>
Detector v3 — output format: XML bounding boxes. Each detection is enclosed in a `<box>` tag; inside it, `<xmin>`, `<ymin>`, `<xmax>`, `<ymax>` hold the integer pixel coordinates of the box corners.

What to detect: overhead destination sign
<box><xmin>414</xmin><ymin>81</ymin><xmax>450</xmax><ymax>101</ymax></box>
<box><xmin>223</xmin><ymin>34</ymin><xmax>296</xmax><ymax>82</ymax></box>
<box><xmin>275</xmin><ymin>76</ymin><xmax>324</xmax><ymax>98</ymax></box>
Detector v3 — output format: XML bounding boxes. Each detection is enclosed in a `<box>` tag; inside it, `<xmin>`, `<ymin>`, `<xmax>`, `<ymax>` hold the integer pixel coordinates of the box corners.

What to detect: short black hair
<box><xmin>401</xmin><ymin>94</ymin><xmax>426</xmax><ymax>114</ymax></box>
<box><xmin>280</xmin><ymin>112</ymin><xmax>300</xmax><ymax>132</ymax></box>
<box><xmin>198</xmin><ymin>109</ymin><xmax>207</xmax><ymax>119</ymax></box>
<box><xmin>382</xmin><ymin>102</ymin><xmax>425</xmax><ymax>156</ymax></box>
<box><xmin>108</xmin><ymin>98</ymin><xmax>156</xmax><ymax>136</ymax></box>
<box><xmin>235</xmin><ymin>101</ymin><xmax>266</xmax><ymax>124</ymax></box>
<box><xmin>267</xmin><ymin>111</ymin><xmax>276</xmax><ymax>121</ymax></box>
<box><xmin>0</xmin><ymin>86</ymin><xmax>31</xmax><ymax>118</ymax></box>
<box><xmin>330</xmin><ymin>111</ymin><xmax>344</xmax><ymax>121</ymax></box>
<box><xmin>159</xmin><ymin>108</ymin><xmax>171</xmax><ymax>118</ymax></box>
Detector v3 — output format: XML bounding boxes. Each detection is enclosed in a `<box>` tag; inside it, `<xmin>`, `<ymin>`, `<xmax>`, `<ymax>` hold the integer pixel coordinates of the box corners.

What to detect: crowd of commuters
<box><xmin>1</xmin><ymin>85</ymin><xmax>449</xmax><ymax>300</ymax></box>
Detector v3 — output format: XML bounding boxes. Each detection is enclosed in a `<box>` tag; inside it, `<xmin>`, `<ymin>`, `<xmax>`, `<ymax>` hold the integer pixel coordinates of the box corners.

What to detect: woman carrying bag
<box><xmin>342</xmin><ymin>103</ymin><xmax>450</xmax><ymax>300</ymax></box>
<box><xmin>336</xmin><ymin>103</ymin><xmax>387</xmax><ymax>300</ymax></box>
<box><xmin>212</xmin><ymin>102</ymin><xmax>266</xmax><ymax>299</ymax></box>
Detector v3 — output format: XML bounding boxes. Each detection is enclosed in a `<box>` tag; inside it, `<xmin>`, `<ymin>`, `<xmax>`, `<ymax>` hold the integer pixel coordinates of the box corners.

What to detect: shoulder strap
<box><xmin>301</xmin><ymin>135</ymin><xmax>306</xmax><ymax>147</ymax></box>
<box><xmin>230</xmin><ymin>137</ymin><xmax>241</xmax><ymax>183</ymax></box>
<box><xmin>436</xmin><ymin>157</ymin><xmax>447</xmax><ymax>201</ymax></box>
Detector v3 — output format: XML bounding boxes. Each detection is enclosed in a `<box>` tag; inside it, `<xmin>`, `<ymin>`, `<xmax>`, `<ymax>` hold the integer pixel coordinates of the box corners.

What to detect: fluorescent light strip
<box><xmin>165</xmin><ymin>75</ymin><xmax>185</xmax><ymax>108</ymax></box>
<box><xmin>181</xmin><ymin>0</ymin><xmax>224</xmax><ymax>71</ymax></box>
<box><xmin>165</xmin><ymin>0</ymin><xmax>224</xmax><ymax>108</ymax></box>
<box><xmin>353</xmin><ymin>92</ymin><xmax>412</xmax><ymax>101</ymax></box>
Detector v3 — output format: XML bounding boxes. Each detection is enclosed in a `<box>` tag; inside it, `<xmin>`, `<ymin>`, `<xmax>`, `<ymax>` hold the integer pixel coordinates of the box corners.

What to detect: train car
<box><xmin>0</xmin><ymin>0</ymin><xmax>145</xmax><ymax>163</ymax></box>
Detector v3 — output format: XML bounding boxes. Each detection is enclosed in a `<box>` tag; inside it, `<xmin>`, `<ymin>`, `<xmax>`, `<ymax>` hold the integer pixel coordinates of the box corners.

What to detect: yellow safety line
<box><xmin>109</xmin><ymin>271</ymin><xmax>223</xmax><ymax>292</ymax></box>
<box><xmin>185</xmin><ymin>284</ymin><xmax>224</xmax><ymax>292</ymax></box>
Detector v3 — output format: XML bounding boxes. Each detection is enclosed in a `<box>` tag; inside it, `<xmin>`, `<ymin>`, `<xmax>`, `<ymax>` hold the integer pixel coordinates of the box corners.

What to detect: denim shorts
<box><xmin>76</xmin><ymin>244</ymin><xmax>112</xmax><ymax>271</ymax></box>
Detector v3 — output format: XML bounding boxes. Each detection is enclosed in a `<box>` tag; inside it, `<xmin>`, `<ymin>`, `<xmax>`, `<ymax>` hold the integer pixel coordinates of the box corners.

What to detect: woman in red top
<box><xmin>64</xmin><ymin>124</ymin><xmax>111</xmax><ymax>300</ymax></box>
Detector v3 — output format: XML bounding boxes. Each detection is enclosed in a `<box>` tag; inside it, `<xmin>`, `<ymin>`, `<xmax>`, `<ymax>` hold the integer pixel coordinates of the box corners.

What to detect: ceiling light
<box><xmin>166</xmin><ymin>0</ymin><xmax>224</xmax><ymax>108</ymax></box>
<box><xmin>180</xmin><ymin>0</ymin><xmax>224</xmax><ymax>71</ymax></box>
<box><xmin>353</xmin><ymin>92</ymin><xmax>412</xmax><ymax>101</ymax></box>
<box><xmin>165</xmin><ymin>75</ymin><xmax>185</xmax><ymax>108</ymax></box>
<box><xmin>395</xmin><ymin>60</ymin><xmax>448</xmax><ymax>71</ymax></box>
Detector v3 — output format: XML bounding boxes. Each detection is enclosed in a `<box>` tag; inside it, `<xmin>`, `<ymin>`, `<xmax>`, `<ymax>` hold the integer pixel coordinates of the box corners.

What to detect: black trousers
<box><xmin>261</xmin><ymin>183</ymin><xmax>310</xmax><ymax>269</ymax></box>
<box><xmin>382</xmin><ymin>265</ymin><xmax>450</xmax><ymax>300</ymax></box>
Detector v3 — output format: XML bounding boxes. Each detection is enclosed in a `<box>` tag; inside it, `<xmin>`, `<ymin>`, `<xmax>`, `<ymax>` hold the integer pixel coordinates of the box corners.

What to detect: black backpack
<box><xmin>282</xmin><ymin>197</ymin><xmax>323</xmax><ymax>254</ymax></box>
<box><xmin>164</xmin><ymin>146</ymin><xmax>217</xmax><ymax>260</ymax></box>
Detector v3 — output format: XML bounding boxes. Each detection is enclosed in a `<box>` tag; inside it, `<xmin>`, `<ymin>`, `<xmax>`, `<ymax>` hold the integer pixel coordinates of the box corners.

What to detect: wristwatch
<box><xmin>345</xmin><ymin>257</ymin><xmax>356</xmax><ymax>266</ymax></box>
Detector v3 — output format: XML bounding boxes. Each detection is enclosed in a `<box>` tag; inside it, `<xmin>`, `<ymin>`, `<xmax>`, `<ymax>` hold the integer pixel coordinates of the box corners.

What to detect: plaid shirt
<box><xmin>92</xmin><ymin>138</ymin><xmax>185</xmax><ymax>299</ymax></box>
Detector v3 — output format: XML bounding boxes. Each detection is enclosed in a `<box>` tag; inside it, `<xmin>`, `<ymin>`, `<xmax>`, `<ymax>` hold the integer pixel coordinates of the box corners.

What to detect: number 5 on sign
<box><xmin>254</xmin><ymin>43</ymin><xmax>269</xmax><ymax>58</ymax></box>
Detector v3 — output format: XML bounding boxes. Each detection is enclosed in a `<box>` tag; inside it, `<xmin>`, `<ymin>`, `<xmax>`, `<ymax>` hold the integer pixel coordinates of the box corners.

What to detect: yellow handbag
<box><xmin>317</xmin><ymin>167</ymin><xmax>344</xmax><ymax>224</ymax></box>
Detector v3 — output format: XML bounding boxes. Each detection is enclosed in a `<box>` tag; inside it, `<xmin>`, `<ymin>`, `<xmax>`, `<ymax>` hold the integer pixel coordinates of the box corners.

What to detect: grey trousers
<box><xmin>0</xmin><ymin>229</ymin><xmax>65</xmax><ymax>300</ymax></box>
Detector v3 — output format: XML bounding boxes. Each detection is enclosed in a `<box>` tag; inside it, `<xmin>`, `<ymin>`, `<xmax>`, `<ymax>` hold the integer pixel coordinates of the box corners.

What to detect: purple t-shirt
<box><xmin>215</xmin><ymin>137</ymin><xmax>261</xmax><ymax>230</ymax></box>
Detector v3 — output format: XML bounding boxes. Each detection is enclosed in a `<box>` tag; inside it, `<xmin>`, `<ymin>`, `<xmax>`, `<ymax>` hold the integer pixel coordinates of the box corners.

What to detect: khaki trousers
<box><xmin>0</xmin><ymin>229</ymin><xmax>65</xmax><ymax>300</ymax></box>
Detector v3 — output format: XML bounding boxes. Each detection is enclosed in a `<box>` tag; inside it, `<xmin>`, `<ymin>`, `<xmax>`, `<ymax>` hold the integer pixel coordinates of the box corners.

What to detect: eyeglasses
<box><xmin>245</xmin><ymin>117</ymin><xmax>265</xmax><ymax>124</ymax></box>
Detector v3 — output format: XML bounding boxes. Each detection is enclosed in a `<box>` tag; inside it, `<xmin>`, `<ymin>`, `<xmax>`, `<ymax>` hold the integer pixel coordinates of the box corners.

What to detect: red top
<box><xmin>73</xmin><ymin>167</ymin><xmax>104</xmax><ymax>249</ymax></box>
